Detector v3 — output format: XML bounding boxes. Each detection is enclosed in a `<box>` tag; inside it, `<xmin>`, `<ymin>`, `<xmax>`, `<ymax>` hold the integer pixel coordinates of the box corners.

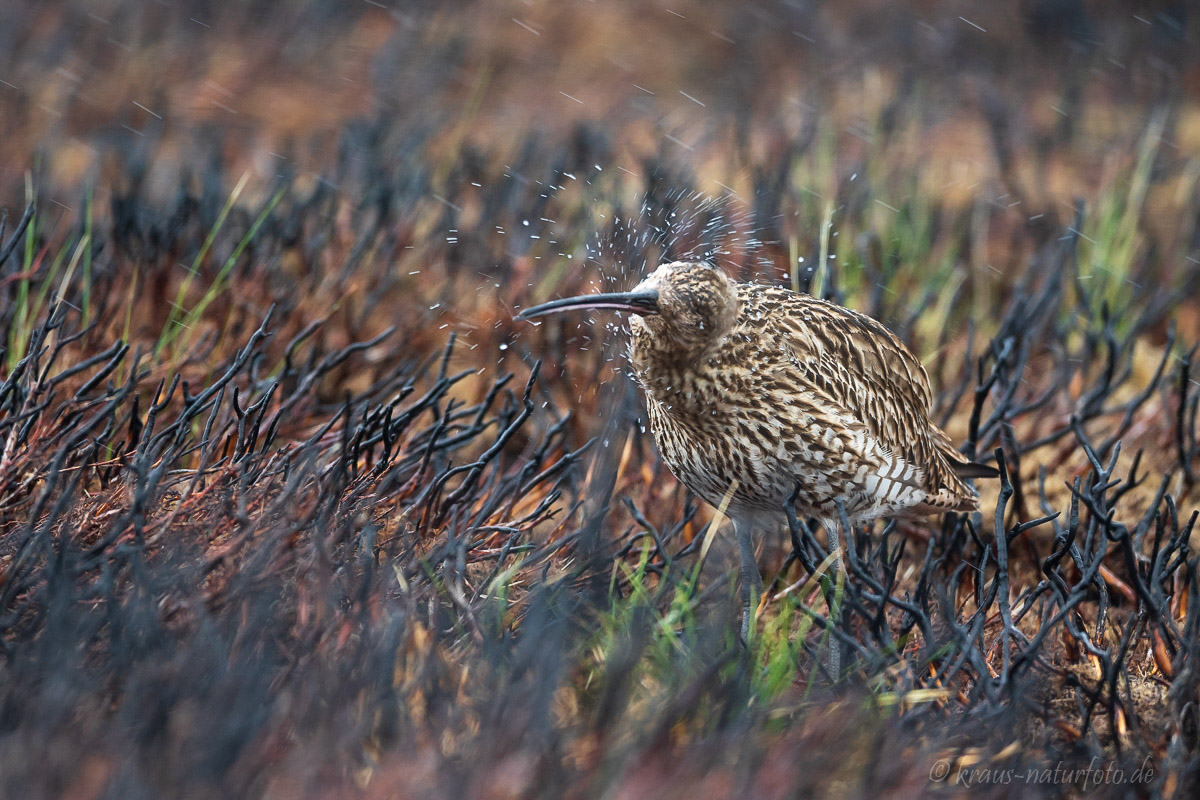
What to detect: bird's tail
<box><xmin>952</xmin><ymin>460</ymin><xmax>999</xmax><ymax>480</ymax></box>
<box><xmin>920</xmin><ymin>441</ymin><xmax>998</xmax><ymax>514</ymax></box>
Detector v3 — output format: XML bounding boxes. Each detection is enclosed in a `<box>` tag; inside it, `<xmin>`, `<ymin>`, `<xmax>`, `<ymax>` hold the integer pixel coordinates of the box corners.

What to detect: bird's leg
<box><xmin>735</xmin><ymin>522</ymin><xmax>761</xmax><ymax>647</ymax></box>
<box><xmin>821</xmin><ymin>516</ymin><xmax>844</xmax><ymax>680</ymax></box>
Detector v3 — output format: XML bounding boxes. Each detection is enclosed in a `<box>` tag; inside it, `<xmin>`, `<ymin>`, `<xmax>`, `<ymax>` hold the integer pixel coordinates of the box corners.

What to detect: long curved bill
<box><xmin>517</xmin><ymin>290</ymin><xmax>659</xmax><ymax>320</ymax></box>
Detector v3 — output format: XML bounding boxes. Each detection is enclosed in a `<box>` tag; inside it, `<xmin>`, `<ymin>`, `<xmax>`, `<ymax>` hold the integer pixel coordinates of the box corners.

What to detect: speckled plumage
<box><xmin>626</xmin><ymin>262</ymin><xmax>982</xmax><ymax>532</ymax></box>
<box><xmin>519</xmin><ymin>260</ymin><xmax>989</xmax><ymax>646</ymax></box>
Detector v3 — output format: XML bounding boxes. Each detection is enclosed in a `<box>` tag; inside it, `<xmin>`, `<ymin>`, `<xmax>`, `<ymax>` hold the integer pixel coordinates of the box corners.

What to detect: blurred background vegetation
<box><xmin>1</xmin><ymin>1</ymin><xmax>1199</xmax><ymax>798</ymax></box>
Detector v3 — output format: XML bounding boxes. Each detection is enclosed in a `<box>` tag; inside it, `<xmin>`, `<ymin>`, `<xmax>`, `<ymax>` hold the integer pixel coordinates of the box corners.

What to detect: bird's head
<box><xmin>517</xmin><ymin>261</ymin><xmax>738</xmax><ymax>358</ymax></box>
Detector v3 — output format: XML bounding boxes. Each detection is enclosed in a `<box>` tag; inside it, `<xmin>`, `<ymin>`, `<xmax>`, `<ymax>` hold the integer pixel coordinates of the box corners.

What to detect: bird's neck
<box><xmin>628</xmin><ymin>328</ymin><xmax>719</xmax><ymax>411</ymax></box>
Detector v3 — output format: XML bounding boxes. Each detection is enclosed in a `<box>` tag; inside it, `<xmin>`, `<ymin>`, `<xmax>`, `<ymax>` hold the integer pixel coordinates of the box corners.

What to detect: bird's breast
<box><xmin>640</xmin><ymin>370</ymin><xmax>802</xmax><ymax>512</ymax></box>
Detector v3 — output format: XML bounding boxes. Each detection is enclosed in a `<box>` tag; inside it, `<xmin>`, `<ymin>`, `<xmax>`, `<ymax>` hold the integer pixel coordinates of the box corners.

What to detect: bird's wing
<box><xmin>745</xmin><ymin>285</ymin><xmax>971</xmax><ymax>496</ymax></box>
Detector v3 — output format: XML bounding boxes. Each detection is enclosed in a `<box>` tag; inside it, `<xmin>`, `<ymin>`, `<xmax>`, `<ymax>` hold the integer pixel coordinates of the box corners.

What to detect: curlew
<box><xmin>518</xmin><ymin>261</ymin><xmax>995</xmax><ymax>649</ymax></box>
